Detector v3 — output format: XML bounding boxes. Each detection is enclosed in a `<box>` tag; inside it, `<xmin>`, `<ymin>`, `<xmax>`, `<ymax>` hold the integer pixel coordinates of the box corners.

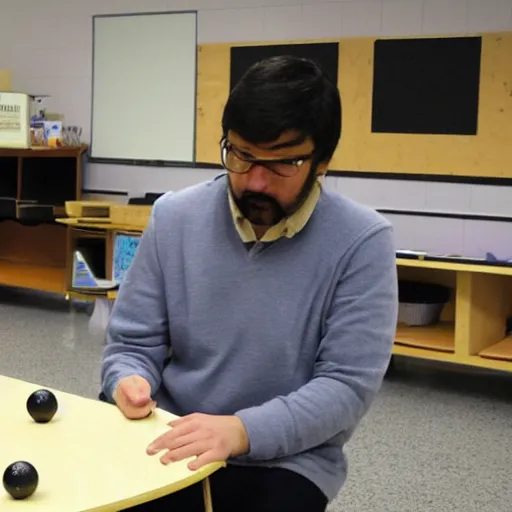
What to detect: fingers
<box><xmin>188</xmin><ymin>450</ymin><xmax>223</xmax><ymax>471</ymax></box>
<box><xmin>159</xmin><ymin>440</ymin><xmax>211</xmax><ymax>465</ymax></box>
<box><xmin>147</xmin><ymin>422</ymin><xmax>198</xmax><ymax>454</ymax></box>
<box><xmin>124</xmin><ymin>400</ymin><xmax>157</xmax><ymax>420</ymax></box>
<box><xmin>119</xmin><ymin>378</ymin><xmax>152</xmax><ymax>407</ymax></box>
<box><xmin>147</xmin><ymin>414</ymin><xmax>231</xmax><ymax>470</ymax></box>
<box><xmin>167</xmin><ymin>413</ymin><xmax>200</xmax><ymax>428</ymax></box>
<box><xmin>148</xmin><ymin>431</ymin><xmax>198</xmax><ymax>455</ymax></box>
<box><xmin>114</xmin><ymin>376</ymin><xmax>155</xmax><ymax>420</ymax></box>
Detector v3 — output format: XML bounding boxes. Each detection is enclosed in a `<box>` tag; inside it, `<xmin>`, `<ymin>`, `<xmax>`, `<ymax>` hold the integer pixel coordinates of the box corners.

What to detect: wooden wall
<box><xmin>195</xmin><ymin>32</ymin><xmax>512</xmax><ymax>179</ymax></box>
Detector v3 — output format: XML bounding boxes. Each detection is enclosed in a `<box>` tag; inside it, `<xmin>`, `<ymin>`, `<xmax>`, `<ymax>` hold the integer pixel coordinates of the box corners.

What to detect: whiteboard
<box><xmin>91</xmin><ymin>12</ymin><xmax>197</xmax><ymax>163</ymax></box>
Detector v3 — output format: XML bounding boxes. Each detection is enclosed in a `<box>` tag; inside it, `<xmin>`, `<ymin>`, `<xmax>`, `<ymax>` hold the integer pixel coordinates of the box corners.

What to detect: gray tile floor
<box><xmin>1</xmin><ymin>286</ymin><xmax>511</xmax><ymax>512</ymax></box>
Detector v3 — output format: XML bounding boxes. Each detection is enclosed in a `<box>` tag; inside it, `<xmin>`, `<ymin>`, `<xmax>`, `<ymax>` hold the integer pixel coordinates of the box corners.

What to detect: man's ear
<box><xmin>316</xmin><ymin>161</ymin><xmax>329</xmax><ymax>177</ymax></box>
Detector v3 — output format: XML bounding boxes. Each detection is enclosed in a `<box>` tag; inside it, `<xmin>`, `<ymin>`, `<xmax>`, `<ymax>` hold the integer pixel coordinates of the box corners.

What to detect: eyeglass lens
<box><xmin>222</xmin><ymin>145</ymin><xmax>302</xmax><ymax>177</ymax></box>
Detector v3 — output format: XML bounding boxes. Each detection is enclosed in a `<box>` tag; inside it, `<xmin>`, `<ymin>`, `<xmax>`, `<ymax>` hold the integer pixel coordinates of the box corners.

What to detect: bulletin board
<box><xmin>195</xmin><ymin>32</ymin><xmax>512</xmax><ymax>179</ymax></box>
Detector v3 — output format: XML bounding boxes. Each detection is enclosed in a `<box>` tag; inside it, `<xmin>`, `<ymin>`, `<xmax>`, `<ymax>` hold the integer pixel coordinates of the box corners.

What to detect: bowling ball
<box><xmin>27</xmin><ymin>389</ymin><xmax>58</xmax><ymax>423</ymax></box>
<box><xmin>2</xmin><ymin>461</ymin><xmax>38</xmax><ymax>499</ymax></box>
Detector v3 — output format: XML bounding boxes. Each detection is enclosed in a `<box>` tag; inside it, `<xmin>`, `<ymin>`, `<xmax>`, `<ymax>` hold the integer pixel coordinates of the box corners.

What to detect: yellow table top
<box><xmin>56</xmin><ymin>218</ymin><xmax>145</xmax><ymax>233</ymax></box>
<box><xmin>0</xmin><ymin>375</ymin><xmax>224</xmax><ymax>511</ymax></box>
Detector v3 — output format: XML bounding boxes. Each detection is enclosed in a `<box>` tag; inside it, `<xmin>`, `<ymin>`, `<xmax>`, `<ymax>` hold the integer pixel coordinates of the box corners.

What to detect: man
<box><xmin>100</xmin><ymin>55</ymin><xmax>398</xmax><ymax>511</ymax></box>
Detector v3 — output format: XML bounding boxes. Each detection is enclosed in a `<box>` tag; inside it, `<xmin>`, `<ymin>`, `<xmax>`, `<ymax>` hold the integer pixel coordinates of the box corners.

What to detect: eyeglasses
<box><xmin>220</xmin><ymin>139</ymin><xmax>314</xmax><ymax>178</ymax></box>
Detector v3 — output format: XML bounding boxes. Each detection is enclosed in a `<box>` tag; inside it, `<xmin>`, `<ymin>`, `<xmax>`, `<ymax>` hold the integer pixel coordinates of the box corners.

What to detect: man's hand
<box><xmin>113</xmin><ymin>375</ymin><xmax>157</xmax><ymax>420</ymax></box>
<box><xmin>146</xmin><ymin>413</ymin><xmax>249</xmax><ymax>470</ymax></box>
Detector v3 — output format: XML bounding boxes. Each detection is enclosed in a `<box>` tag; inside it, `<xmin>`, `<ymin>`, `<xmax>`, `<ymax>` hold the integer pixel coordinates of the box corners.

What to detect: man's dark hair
<box><xmin>222</xmin><ymin>55</ymin><xmax>342</xmax><ymax>164</ymax></box>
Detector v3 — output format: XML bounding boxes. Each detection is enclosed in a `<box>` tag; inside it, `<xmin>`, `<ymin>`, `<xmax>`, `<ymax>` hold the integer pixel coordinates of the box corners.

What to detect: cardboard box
<box><xmin>0</xmin><ymin>70</ymin><xmax>12</xmax><ymax>92</ymax></box>
<box><xmin>0</xmin><ymin>92</ymin><xmax>30</xmax><ymax>148</ymax></box>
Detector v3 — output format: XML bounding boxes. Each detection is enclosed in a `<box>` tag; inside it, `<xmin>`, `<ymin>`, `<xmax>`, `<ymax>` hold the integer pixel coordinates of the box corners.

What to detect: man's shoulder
<box><xmin>314</xmin><ymin>188</ymin><xmax>395</xmax><ymax>265</ymax></box>
<box><xmin>152</xmin><ymin>174</ymin><xmax>227</xmax><ymax>217</ymax></box>
<box><xmin>319</xmin><ymin>187</ymin><xmax>392</xmax><ymax>235</ymax></box>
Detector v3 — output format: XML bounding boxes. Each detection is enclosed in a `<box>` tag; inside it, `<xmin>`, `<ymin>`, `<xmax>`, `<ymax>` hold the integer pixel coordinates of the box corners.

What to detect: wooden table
<box><xmin>0</xmin><ymin>375</ymin><xmax>224</xmax><ymax>511</ymax></box>
<box><xmin>56</xmin><ymin>218</ymin><xmax>146</xmax><ymax>233</ymax></box>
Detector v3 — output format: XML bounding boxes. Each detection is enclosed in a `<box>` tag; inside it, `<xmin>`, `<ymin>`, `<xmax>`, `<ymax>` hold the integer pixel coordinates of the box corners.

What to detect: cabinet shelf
<box><xmin>0</xmin><ymin>146</ymin><xmax>85</xmax><ymax>294</ymax></box>
<box><xmin>392</xmin><ymin>344</ymin><xmax>459</xmax><ymax>363</ymax></box>
<box><xmin>395</xmin><ymin>322</ymin><xmax>455</xmax><ymax>352</ymax></box>
<box><xmin>478</xmin><ymin>336</ymin><xmax>512</xmax><ymax>362</ymax></box>
<box><xmin>0</xmin><ymin>145</ymin><xmax>87</xmax><ymax>158</ymax></box>
<box><xmin>394</xmin><ymin>261</ymin><xmax>512</xmax><ymax>374</ymax></box>
<box><xmin>0</xmin><ymin>260</ymin><xmax>66</xmax><ymax>294</ymax></box>
<box><xmin>392</xmin><ymin>345</ymin><xmax>512</xmax><ymax>372</ymax></box>
<box><xmin>68</xmin><ymin>290</ymin><xmax>119</xmax><ymax>301</ymax></box>
<box><xmin>396</xmin><ymin>257</ymin><xmax>512</xmax><ymax>276</ymax></box>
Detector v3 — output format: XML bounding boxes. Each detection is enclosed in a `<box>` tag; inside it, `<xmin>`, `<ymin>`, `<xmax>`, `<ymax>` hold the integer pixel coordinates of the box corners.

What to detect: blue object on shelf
<box><xmin>112</xmin><ymin>233</ymin><xmax>141</xmax><ymax>284</ymax></box>
<box><xmin>73</xmin><ymin>252</ymin><xmax>98</xmax><ymax>288</ymax></box>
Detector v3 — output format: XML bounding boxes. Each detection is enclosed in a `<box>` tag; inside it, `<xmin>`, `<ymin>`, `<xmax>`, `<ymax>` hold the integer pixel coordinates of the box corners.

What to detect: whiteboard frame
<box><xmin>89</xmin><ymin>10</ymin><xmax>198</xmax><ymax>166</ymax></box>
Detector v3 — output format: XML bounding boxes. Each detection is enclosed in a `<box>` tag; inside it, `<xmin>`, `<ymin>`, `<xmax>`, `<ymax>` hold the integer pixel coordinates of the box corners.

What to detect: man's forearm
<box><xmin>100</xmin><ymin>202</ymin><xmax>170</xmax><ymax>402</ymax></box>
<box><xmin>235</xmin><ymin>224</ymin><xmax>398</xmax><ymax>461</ymax></box>
<box><xmin>101</xmin><ymin>333</ymin><xmax>168</xmax><ymax>402</ymax></box>
<box><xmin>235</xmin><ymin>356</ymin><xmax>391</xmax><ymax>460</ymax></box>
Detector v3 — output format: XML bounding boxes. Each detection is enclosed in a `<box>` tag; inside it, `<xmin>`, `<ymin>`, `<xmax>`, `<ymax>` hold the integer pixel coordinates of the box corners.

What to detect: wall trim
<box><xmin>328</xmin><ymin>170</ymin><xmax>512</xmax><ymax>186</ymax></box>
<box><xmin>88</xmin><ymin>157</ymin><xmax>222</xmax><ymax>170</ymax></box>
<box><xmin>79</xmin><ymin>190</ymin><xmax>512</xmax><ymax>222</ymax></box>
<box><xmin>87</xmin><ymin>156</ymin><xmax>512</xmax><ymax>186</ymax></box>
<box><xmin>82</xmin><ymin>188</ymin><xmax>129</xmax><ymax>196</ymax></box>
<box><xmin>377</xmin><ymin>208</ymin><xmax>512</xmax><ymax>223</ymax></box>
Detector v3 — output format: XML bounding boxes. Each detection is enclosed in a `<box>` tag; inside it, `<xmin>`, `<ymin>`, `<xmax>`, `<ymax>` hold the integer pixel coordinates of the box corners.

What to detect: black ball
<box><xmin>3</xmin><ymin>461</ymin><xmax>39</xmax><ymax>500</ymax></box>
<box><xmin>26</xmin><ymin>389</ymin><xmax>58</xmax><ymax>423</ymax></box>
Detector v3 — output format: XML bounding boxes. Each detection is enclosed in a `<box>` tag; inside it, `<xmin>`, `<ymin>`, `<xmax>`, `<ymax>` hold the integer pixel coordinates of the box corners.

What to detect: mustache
<box><xmin>240</xmin><ymin>191</ymin><xmax>279</xmax><ymax>205</ymax></box>
<box><xmin>235</xmin><ymin>191</ymin><xmax>286</xmax><ymax>225</ymax></box>
<box><xmin>238</xmin><ymin>192</ymin><xmax>285</xmax><ymax>213</ymax></box>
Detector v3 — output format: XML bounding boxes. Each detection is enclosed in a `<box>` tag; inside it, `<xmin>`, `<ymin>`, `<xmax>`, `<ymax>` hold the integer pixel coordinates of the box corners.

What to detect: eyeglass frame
<box><xmin>219</xmin><ymin>137</ymin><xmax>316</xmax><ymax>178</ymax></box>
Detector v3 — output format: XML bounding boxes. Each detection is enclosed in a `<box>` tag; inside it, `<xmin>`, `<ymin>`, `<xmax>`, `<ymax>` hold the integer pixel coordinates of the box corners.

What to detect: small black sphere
<box><xmin>26</xmin><ymin>389</ymin><xmax>58</xmax><ymax>423</ymax></box>
<box><xmin>3</xmin><ymin>461</ymin><xmax>39</xmax><ymax>500</ymax></box>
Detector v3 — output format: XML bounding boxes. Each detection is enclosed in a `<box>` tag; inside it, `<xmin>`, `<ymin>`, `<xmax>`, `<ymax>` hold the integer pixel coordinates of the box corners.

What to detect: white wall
<box><xmin>1</xmin><ymin>0</ymin><xmax>512</xmax><ymax>257</ymax></box>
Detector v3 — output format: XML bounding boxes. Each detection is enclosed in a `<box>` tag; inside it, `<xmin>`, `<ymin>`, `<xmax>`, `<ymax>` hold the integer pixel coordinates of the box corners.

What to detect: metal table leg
<box><xmin>202</xmin><ymin>477</ymin><xmax>213</xmax><ymax>512</ymax></box>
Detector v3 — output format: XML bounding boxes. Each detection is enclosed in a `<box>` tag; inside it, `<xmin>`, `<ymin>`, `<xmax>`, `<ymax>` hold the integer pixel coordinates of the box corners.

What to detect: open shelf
<box><xmin>0</xmin><ymin>157</ymin><xmax>18</xmax><ymax>199</ymax></box>
<box><xmin>21</xmin><ymin>157</ymin><xmax>78</xmax><ymax>206</ymax></box>
<box><xmin>0</xmin><ymin>146</ymin><xmax>86</xmax><ymax>294</ymax></box>
<box><xmin>0</xmin><ymin>146</ymin><xmax>85</xmax><ymax>224</ymax></box>
<box><xmin>0</xmin><ymin>260</ymin><xmax>66</xmax><ymax>294</ymax></box>
<box><xmin>392</xmin><ymin>260</ymin><xmax>512</xmax><ymax>373</ymax></box>
<box><xmin>479</xmin><ymin>336</ymin><xmax>512</xmax><ymax>362</ymax></box>
<box><xmin>0</xmin><ymin>220</ymin><xmax>68</xmax><ymax>294</ymax></box>
<box><xmin>397</xmin><ymin>257</ymin><xmax>512</xmax><ymax>277</ymax></box>
<box><xmin>395</xmin><ymin>322</ymin><xmax>455</xmax><ymax>352</ymax></box>
<box><xmin>392</xmin><ymin>345</ymin><xmax>512</xmax><ymax>372</ymax></box>
<box><xmin>393</xmin><ymin>344</ymin><xmax>459</xmax><ymax>363</ymax></box>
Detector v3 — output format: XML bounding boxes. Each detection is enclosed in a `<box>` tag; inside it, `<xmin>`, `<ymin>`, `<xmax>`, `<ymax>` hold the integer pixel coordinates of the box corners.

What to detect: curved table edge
<box><xmin>85</xmin><ymin>460</ymin><xmax>227</xmax><ymax>511</ymax></box>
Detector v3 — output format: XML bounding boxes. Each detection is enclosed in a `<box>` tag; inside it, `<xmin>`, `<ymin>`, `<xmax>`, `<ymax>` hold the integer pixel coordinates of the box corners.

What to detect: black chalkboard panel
<box><xmin>230</xmin><ymin>43</ymin><xmax>339</xmax><ymax>90</ymax></box>
<box><xmin>371</xmin><ymin>36</ymin><xmax>482</xmax><ymax>135</ymax></box>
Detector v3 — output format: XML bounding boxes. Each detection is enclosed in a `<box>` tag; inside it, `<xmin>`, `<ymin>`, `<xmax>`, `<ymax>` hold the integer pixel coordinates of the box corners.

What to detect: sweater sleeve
<box><xmin>235</xmin><ymin>223</ymin><xmax>398</xmax><ymax>460</ymax></box>
<box><xmin>100</xmin><ymin>203</ymin><xmax>170</xmax><ymax>403</ymax></box>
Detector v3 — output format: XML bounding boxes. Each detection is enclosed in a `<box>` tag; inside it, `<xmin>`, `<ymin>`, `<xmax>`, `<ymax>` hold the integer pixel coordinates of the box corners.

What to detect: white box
<box><xmin>0</xmin><ymin>92</ymin><xmax>30</xmax><ymax>149</ymax></box>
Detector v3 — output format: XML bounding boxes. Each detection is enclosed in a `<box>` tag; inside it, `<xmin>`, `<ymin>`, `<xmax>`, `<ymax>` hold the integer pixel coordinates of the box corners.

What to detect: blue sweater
<box><xmin>101</xmin><ymin>174</ymin><xmax>398</xmax><ymax>501</ymax></box>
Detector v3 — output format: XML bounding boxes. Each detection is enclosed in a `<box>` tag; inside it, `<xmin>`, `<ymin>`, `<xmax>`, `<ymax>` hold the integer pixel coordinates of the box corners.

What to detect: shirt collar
<box><xmin>228</xmin><ymin>179</ymin><xmax>322</xmax><ymax>243</ymax></box>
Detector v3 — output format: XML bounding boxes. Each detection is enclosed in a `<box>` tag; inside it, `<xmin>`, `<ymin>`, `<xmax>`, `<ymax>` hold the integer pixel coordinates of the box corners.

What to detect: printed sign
<box><xmin>0</xmin><ymin>92</ymin><xmax>30</xmax><ymax>148</ymax></box>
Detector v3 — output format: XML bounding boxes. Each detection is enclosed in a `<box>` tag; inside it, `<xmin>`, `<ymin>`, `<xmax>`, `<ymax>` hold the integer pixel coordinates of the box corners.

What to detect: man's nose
<box><xmin>245</xmin><ymin>164</ymin><xmax>271</xmax><ymax>193</ymax></box>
